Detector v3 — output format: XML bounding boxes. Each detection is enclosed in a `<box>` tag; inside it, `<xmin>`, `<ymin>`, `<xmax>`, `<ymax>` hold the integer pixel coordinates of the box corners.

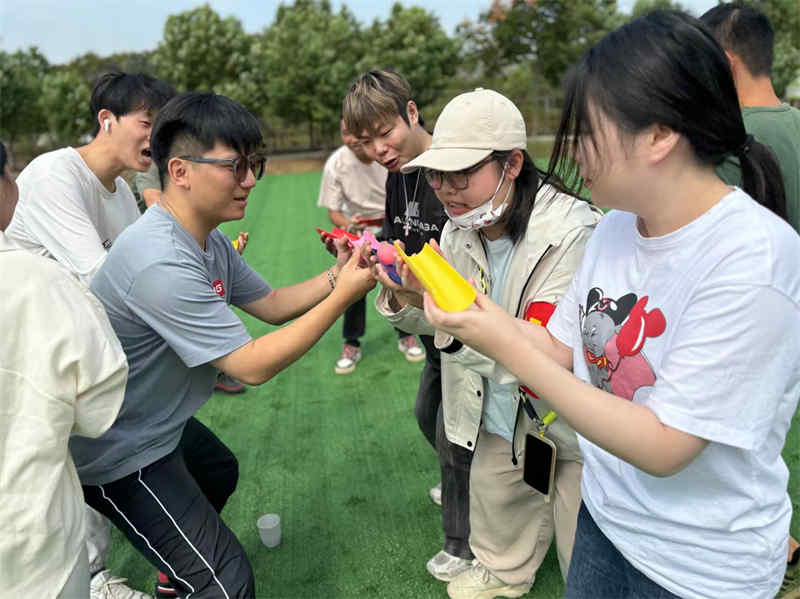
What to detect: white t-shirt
<box><xmin>548</xmin><ymin>189</ymin><xmax>800</xmax><ymax>599</ymax></box>
<box><xmin>317</xmin><ymin>145</ymin><xmax>387</xmax><ymax>224</ymax></box>
<box><xmin>7</xmin><ymin>147</ymin><xmax>141</xmax><ymax>286</ymax></box>
<box><xmin>0</xmin><ymin>233</ymin><xmax>127</xmax><ymax>598</ymax></box>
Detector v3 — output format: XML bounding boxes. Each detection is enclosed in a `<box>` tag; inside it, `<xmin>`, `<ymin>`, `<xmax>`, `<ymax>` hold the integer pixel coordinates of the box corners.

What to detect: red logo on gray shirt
<box><xmin>212</xmin><ymin>279</ymin><xmax>225</xmax><ymax>297</ymax></box>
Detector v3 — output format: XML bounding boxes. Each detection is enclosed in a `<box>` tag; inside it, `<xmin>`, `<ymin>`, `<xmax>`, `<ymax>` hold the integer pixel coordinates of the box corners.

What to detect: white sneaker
<box><xmin>398</xmin><ymin>335</ymin><xmax>425</xmax><ymax>362</ymax></box>
<box><xmin>429</xmin><ymin>481</ymin><xmax>442</xmax><ymax>506</ymax></box>
<box><xmin>91</xmin><ymin>570</ymin><xmax>153</xmax><ymax>599</ymax></box>
<box><xmin>335</xmin><ymin>344</ymin><xmax>362</xmax><ymax>374</ymax></box>
<box><xmin>426</xmin><ymin>550</ymin><xmax>474</xmax><ymax>582</ymax></box>
<box><xmin>447</xmin><ymin>561</ymin><xmax>531</xmax><ymax>599</ymax></box>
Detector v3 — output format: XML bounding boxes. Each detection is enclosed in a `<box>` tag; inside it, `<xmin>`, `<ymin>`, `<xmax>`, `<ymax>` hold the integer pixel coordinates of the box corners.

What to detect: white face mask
<box><xmin>445</xmin><ymin>163</ymin><xmax>512</xmax><ymax>231</ymax></box>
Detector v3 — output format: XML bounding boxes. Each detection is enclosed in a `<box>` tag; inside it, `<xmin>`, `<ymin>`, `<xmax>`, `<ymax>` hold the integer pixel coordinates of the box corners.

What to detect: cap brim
<box><xmin>401</xmin><ymin>147</ymin><xmax>493</xmax><ymax>174</ymax></box>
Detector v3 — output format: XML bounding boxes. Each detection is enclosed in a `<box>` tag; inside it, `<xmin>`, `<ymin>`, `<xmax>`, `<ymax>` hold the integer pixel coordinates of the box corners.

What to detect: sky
<box><xmin>1</xmin><ymin>0</ymin><xmax>719</xmax><ymax>65</ymax></box>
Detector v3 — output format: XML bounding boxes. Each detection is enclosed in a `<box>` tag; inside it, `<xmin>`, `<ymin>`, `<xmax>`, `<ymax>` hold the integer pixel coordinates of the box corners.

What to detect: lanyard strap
<box><xmin>519</xmin><ymin>388</ymin><xmax>558</xmax><ymax>436</ymax></box>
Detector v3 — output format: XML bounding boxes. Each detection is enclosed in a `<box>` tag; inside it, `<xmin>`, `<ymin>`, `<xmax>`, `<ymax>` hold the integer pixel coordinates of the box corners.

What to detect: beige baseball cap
<box><xmin>401</xmin><ymin>88</ymin><xmax>527</xmax><ymax>173</ymax></box>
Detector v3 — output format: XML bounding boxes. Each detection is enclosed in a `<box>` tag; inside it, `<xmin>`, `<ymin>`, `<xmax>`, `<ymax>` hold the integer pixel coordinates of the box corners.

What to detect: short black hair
<box><xmin>90</xmin><ymin>72</ymin><xmax>176</xmax><ymax>136</ymax></box>
<box><xmin>549</xmin><ymin>10</ymin><xmax>785</xmax><ymax>218</ymax></box>
<box><xmin>699</xmin><ymin>3</ymin><xmax>775</xmax><ymax>77</ymax></box>
<box><xmin>150</xmin><ymin>92</ymin><xmax>264</xmax><ymax>188</ymax></box>
<box><xmin>0</xmin><ymin>142</ymin><xmax>7</xmax><ymax>179</ymax></box>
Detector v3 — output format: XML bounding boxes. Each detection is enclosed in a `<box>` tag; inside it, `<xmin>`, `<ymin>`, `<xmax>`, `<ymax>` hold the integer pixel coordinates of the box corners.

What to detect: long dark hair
<box><xmin>547</xmin><ymin>10</ymin><xmax>785</xmax><ymax>218</ymax></box>
<box><xmin>0</xmin><ymin>142</ymin><xmax>7</xmax><ymax>178</ymax></box>
<box><xmin>492</xmin><ymin>149</ymin><xmax>557</xmax><ymax>244</ymax></box>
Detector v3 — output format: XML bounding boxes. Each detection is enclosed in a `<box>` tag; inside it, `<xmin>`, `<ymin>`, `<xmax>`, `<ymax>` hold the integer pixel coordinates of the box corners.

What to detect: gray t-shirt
<box><xmin>71</xmin><ymin>205</ymin><xmax>271</xmax><ymax>484</ymax></box>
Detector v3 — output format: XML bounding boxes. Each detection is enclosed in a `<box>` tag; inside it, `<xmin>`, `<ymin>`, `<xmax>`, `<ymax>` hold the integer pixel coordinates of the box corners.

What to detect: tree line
<box><xmin>1</xmin><ymin>0</ymin><xmax>797</xmax><ymax>165</ymax></box>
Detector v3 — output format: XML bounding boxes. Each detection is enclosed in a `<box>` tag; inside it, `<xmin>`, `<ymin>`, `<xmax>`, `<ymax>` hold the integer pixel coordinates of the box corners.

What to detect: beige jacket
<box><xmin>377</xmin><ymin>184</ymin><xmax>601</xmax><ymax>460</ymax></box>
<box><xmin>0</xmin><ymin>232</ymin><xmax>128</xmax><ymax>598</ymax></box>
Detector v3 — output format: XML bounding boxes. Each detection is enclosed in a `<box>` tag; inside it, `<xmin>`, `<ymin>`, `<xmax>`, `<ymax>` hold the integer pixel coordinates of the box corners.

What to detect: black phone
<box><xmin>523</xmin><ymin>433</ymin><xmax>557</xmax><ymax>498</ymax></box>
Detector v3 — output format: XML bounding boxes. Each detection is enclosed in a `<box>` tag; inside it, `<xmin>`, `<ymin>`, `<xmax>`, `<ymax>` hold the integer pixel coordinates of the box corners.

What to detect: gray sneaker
<box><xmin>429</xmin><ymin>482</ymin><xmax>442</xmax><ymax>506</ymax></box>
<box><xmin>91</xmin><ymin>570</ymin><xmax>153</xmax><ymax>599</ymax></box>
<box><xmin>426</xmin><ymin>550</ymin><xmax>473</xmax><ymax>582</ymax></box>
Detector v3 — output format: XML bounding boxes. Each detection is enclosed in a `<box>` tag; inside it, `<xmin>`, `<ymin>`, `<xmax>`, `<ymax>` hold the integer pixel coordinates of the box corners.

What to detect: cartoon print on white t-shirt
<box><xmin>579</xmin><ymin>287</ymin><xmax>666</xmax><ymax>400</ymax></box>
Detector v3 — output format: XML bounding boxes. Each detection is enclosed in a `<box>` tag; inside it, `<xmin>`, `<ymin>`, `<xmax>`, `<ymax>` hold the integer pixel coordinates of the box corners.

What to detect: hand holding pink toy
<box><xmin>375</xmin><ymin>242</ymin><xmax>402</xmax><ymax>284</ymax></box>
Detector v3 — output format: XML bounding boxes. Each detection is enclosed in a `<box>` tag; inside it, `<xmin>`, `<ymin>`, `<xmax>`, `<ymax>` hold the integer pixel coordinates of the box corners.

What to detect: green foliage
<box><xmin>631</xmin><ymin>0</ymin><xmax>687</xmax><ymax>18</ymax></box>
<box><xmin>67</xmin><ymin>51</ymin><xmax>156</xmax><ymax>87</ymax></box>
<box><xmin>0</xmin><ymin>47</ymin><xmax>49</xmax><ymax>149</ymax></box>
<box><xmin>153</xmin><ymin>3</ymin><xmax>251</xmax><ymax>92</ymax></box>
<box><xmin>252</xmin><ymin>0</ymin><xmax>364</xmax><ymax>143</ymax></box>
<box><xmin>458</xmin><ymin>0</ymin><xmax>621</xmax><ymax>88</ymax></box>
<box><xmin>357</xmin><ymin>3</ymin><xmax>462</xmax><ymax>110</ymax></box>
<box><xmin>38</xmin><ymin>68</ymin><xmax>92</xmax><ymax>146</ymax></box>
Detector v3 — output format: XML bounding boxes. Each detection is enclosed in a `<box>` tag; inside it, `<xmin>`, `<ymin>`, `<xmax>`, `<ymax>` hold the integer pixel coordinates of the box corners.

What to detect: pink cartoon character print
<box><xmin>579</xmin><ymin>287</ymin><xmax>666</xmax><ymax>401</ymax></box>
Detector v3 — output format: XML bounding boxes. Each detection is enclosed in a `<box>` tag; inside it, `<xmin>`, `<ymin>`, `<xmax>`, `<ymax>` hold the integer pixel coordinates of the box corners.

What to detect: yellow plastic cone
<box><xmin>394</xmin><ymin>242</ymin><xmax>476</xmax><ymax>312</ymax></box>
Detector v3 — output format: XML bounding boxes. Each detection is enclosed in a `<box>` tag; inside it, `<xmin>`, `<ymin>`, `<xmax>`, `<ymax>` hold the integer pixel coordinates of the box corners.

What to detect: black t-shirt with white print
<box><xmin>381</xmin><ymin>169</ymin><xmax>448</xmax><ymax>362</ymax></box>
<box><xmin>381</xmin><ymin>170</ymin><xmax>447</xmax><ymax>253</ymax></box>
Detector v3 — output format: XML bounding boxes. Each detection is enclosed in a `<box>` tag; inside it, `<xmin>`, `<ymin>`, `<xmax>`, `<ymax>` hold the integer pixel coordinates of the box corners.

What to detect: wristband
<box><xmin>326</xmin><ymin>269</ymin><xmax>337</xmax><ymax>290</ymax></box>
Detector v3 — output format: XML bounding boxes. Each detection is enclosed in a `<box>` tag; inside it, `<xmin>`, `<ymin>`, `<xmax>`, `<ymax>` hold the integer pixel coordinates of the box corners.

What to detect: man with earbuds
<box><xmin>8</xmin><ymin>72</ymin><xmax>174</xmax><ymax>288</ymax></box>
<box><xmin>6</xmin><ymin>71</ymin><xmax>175</xmax><ymax>599</ymax></box>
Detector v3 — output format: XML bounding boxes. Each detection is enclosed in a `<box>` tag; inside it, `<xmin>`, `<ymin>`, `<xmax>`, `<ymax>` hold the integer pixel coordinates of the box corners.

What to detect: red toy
<box><xmin>316</xmin><ymin>227</ymin><xmax>360</xmax><ymax>243</ymax></box>
<box><xmin>315</xmin><ymin>228</ymin><xmax>401</xmax><ymax>284</ymax></box>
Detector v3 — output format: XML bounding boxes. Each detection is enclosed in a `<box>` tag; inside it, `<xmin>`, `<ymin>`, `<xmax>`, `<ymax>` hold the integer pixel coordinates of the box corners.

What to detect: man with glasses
<box><xmin>69</xmin><ymin>92</ymin><xmax>376</xmax><ymax>597</ymax></box>
<box><xmin>135</xmin><ymin>160</ymin><xmax>252</xmax><ymax>396</ymax></box>
<box><xmin>343</xmin><ymin>70</ymin><xmax>475</xmax><ymax>583</ymax></box>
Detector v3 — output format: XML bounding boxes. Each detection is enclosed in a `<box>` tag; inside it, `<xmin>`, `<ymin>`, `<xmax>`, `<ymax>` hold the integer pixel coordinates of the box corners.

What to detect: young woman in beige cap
<box><xmin>373</xmin><ymin>88</ymin><xmax>600</xmax><ymax>598</ymax></box>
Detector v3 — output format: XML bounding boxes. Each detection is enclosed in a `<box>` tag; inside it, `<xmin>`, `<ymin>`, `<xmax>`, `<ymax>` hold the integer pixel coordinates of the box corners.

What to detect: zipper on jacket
<box><xmin>510</xmin><ymin>244</ymin><xmax>552</xmax><ymax>466</ymax></box>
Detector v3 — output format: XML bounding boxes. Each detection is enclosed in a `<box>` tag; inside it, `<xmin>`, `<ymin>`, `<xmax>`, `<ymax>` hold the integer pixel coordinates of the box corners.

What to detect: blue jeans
<box><xmin>565</xmin><ymin>502</ymin><xmax>681</xmax><ymax>599</ymax></box>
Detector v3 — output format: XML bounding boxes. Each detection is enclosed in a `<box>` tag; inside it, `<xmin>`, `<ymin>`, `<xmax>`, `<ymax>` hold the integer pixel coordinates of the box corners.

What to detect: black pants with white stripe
<box><xmin>83</xmin><ymin>417</ymin><xmax>255</xmax><ymax>598</ymax></box>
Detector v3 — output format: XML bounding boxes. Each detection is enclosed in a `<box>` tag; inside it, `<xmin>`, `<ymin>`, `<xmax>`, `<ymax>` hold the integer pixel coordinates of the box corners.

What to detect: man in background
<box><xmin>318</xmin><ymin>118</ymin><xmax>424</xmax><ymax>373</ymax></box>
<box><xmin>701</xmin><ymin>3</ymin><xmax>800</xmax><ymax>227</ymax></box>
<box><xmin>702</xmin><ymin>5</ymin><xmax>800</xmax><ymax>598</ymax></box>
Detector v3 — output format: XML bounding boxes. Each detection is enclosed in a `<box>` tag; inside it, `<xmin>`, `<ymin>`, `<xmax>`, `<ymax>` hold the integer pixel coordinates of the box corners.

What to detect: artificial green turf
<box><xmin>107</xmin><ymin>170</ymin><xmax>800</xmax><ymax>598</ymax></box>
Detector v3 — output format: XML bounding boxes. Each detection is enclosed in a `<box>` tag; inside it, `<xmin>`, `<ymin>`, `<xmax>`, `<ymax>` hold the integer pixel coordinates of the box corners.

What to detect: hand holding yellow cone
<box><xmin>394</xmin><ymin>242</ymin><xmax>476</xmax><ymax>312</ymax></box>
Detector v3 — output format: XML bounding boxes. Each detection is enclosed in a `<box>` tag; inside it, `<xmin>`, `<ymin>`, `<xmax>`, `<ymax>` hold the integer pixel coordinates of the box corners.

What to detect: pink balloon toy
<box><xmin>377</xmin><ymin>242</ymin><xmax>396</xmax><ymax>266</ymax></box>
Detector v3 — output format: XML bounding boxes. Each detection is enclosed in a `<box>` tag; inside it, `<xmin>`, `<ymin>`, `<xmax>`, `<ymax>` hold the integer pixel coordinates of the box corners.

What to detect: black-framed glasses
<box><xmin>423</xmin><ymin>155</ymin><xmax>495</xmax><ymax>191</ymax></box>
<box><xmin>179</xmin><ymin>153</ymin><xmax>268</xmax><ymax>183</ymax></box>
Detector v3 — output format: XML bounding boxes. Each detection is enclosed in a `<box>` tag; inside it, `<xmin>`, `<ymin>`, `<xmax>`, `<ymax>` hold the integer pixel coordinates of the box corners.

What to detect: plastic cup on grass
<box><xmin>257</xmin><ymin>513</ymin><xmax>281</xmax><ymax>548</ymax></box>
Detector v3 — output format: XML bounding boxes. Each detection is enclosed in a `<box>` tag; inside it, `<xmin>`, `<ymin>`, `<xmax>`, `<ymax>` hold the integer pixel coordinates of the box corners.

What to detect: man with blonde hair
<box><xmin>318</xmin><ymin>118</ymin><xmax>424</xmax><ymax>373</ymax></box>
<box><xmin>343</xmin><ymin>70</ymin><xmax>474</xmax><ymax>582</ymax></box>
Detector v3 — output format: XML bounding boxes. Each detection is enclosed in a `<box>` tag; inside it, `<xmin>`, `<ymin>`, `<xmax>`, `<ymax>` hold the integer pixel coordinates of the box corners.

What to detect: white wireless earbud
<box><xmin>104</xmin><ymin>119</ymin><xmax>111</xmax><ymax>133</ymax></box>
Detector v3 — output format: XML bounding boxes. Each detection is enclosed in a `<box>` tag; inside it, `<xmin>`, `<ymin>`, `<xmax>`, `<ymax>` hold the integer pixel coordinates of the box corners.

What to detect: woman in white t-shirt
<box><xmin>421</xmin><ymin>10</ymin><xmax>800</xmax><ymax>599</ymax></box>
